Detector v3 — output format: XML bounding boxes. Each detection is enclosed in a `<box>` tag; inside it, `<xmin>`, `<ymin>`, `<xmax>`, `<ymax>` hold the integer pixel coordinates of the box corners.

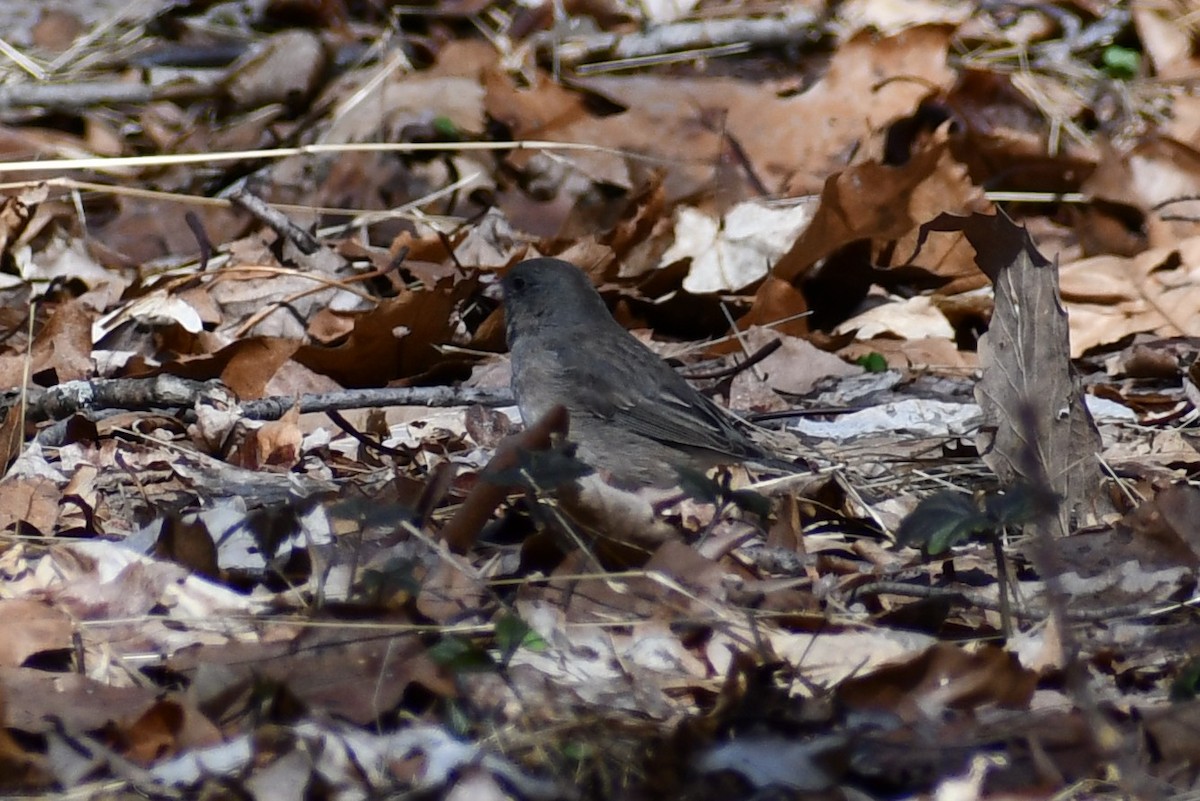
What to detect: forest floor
<box><xmin>0</xmin><ymin>1</ymin><xmax>1199</xmax><ymax>799</ymax></box>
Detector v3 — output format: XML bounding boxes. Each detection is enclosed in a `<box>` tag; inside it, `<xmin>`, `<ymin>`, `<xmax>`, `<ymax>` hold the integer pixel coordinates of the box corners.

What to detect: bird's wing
<box><xmin>553</xmin><ymin>332</ymin><xmax>762</xmax><ymax>459</ymax></box>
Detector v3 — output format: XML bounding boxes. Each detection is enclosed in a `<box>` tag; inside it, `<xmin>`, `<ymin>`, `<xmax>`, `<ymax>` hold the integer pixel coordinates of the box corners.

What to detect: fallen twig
<box><xmin>550</xmin><ymin>10</ymin><xmax>821</xmax><ymax>68</ymax></box>
<box><xmin>679</xmin><ymin>338</ymin><xmax>781</xmax><ymax>381</ymax></box>
<box><xmin>853</xmin><ymin>580</ymin><xmax>1155</xmax><ymax>623</ymax></box>
<box><xmin>0</xmin><ymin>81</ymin><xmax>216</xmax><ymax>112</ymax></box>
<box><xmin>9</xmin><ymin>377</ymin><xmax>514</xmax><ymax>426</ymax></box>
<box><xmin>230</xmin><ymin>186</ymin><xmax>322</xmax><ymax>255</ymax></box>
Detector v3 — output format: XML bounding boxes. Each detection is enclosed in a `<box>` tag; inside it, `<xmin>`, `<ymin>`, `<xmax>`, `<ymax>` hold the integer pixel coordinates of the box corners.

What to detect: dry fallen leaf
<box><xmin>950</xmin><ymin>212</ymin><xmax>1107</xmax><ymax>534</ymax></box>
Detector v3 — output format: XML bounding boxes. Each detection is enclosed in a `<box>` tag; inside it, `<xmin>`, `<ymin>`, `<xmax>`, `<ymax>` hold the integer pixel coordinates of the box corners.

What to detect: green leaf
<box><xmin>443</xmin><ymin>699</ymin><xmax>471</xmax><ymax>735</ymax></box>
<box><xmin>494</xmin><ymin>612</ymin><xmax>546</xmax><ymax>664</ymax></box>
<box><xmin>982</xmin><ymin>483</ymin><xmax>1052</xmax><ymax>528</ymax></box>
<box><xmin>1102</xmin><ymin>45</ymin><xmax>1140</xmax><ymax>80</ymax></box>
<box><xmin>433</xmin><ymin>116</ymin><xmax>461</xmax><ymax>139</ymax></box>
<box><xmin>675</xmin><ymin>465</ymin><xmax>723</xmax><ymax>504</ymax></box>
<box><xmin>1170</xmin><ymin>657</ymin><xmax>1200</xmax><ymax>701</ymax></box>
<box><xmin>896</xmin><ymin>491</ymin><xmax>994</xmax><ymax>555</ymax></box>
<box><xmin>855</xmin><ymin>352</ymin><xmax>888</xmax><ymax>373</ymax></box>
<box><xmin>357</xmin><ymin>557</ymin><xmax>421</xmax><ymax>602</ymax></box>
<box><xmin>730</xmin><ymin>488</ymin><xmax>772</xmax><ymax>518</ymax></box>
<box><xmin>562</xmin><ymin>740</ymin><xmax>592</xmax><ymax>761</ymax></box>
<box><xmin>428</xmin><ymin>636</ymin><xmax>496</xmax><ymax>673</ymax></box>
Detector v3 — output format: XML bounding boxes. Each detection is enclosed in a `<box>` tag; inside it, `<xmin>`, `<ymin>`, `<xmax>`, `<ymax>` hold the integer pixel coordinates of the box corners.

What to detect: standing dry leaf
<box><xmin>931</xmin><ymin>212</ymin><xmax>1106</xmax><ymax>535</ymax></box>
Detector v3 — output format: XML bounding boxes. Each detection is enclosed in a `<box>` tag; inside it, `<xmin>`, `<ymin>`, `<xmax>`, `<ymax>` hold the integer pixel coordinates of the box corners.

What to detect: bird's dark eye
<box><xmin>510</xmin><ymin>276</ymin><xmax>527</xmax><ymax>291</ymax></box>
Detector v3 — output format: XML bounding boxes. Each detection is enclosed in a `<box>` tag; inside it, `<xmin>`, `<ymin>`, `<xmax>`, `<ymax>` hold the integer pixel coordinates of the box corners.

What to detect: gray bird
<box><xmin>501</xmin><ymin>257</ymin><xmax>791</xmax><ymax>487</ymax></box>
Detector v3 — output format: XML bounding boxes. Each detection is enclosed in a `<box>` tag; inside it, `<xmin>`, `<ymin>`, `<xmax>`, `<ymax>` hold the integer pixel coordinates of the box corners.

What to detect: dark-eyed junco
<box><xmin>502</xmin><ymin>257</ymin><xmax>793</xmax><ymax>487</ymax></box>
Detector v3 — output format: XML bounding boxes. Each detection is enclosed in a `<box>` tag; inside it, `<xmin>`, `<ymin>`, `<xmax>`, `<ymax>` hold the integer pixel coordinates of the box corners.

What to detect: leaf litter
<box><xmin>0</xmin><ymin>0</ymin><xmax>1199</xmax><ymax>798</ymax></box>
